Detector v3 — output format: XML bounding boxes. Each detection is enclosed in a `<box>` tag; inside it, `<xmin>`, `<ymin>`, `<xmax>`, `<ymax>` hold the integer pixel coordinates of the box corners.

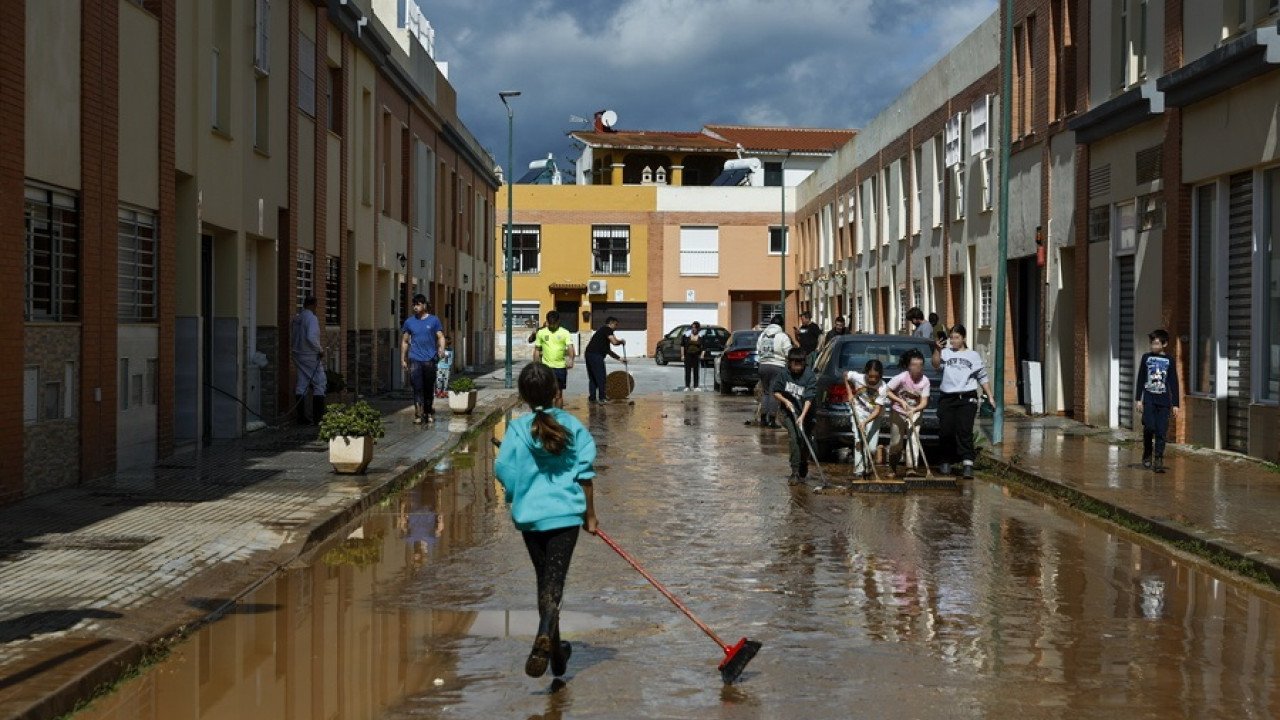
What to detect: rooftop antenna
<box><xmin>735</xmin><ymin>143</ymin><xmax>745</xmax><ymax>160</ymax></box>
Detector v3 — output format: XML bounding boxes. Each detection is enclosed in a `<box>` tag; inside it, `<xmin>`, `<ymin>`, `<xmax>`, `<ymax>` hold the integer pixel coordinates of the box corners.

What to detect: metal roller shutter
<box><xmin>1117</xmin><ymin>255</ymin><xmax>1136</xmax><ymax>429</ymax></box>
<box><xmin>1226</xmin><ymin>172</ymin><xmax>1253</xmax><ymax>453</ymax></box>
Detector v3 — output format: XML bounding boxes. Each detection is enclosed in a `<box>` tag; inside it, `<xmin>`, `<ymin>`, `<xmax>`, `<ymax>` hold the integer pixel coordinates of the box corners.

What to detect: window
<box><xmin>212</xmin><ymin>0</ymin><xmax>230</xmax><ymax>131</ymax></box>
<box><xmin>679</xmin><ymin>226</ymin><xmax>719</xmax><ymax>276</ymax></box>
<box><xmin>325</xmin><ymin>256</ymin><xmax>341</xmax><ymax>325</ymax></box>
<box><xmin>503</xmin><ymin>300</ymin><xmax>540</xmax><ymax>330</ymax></box>
<box><xmin>1112</xmin><ymin>0</ymin><xmax>1147</xmax><ymax>92</ymax></box>
<box><xmin>1089</xmin><ymin>205</ymin><xmax>1111</xmax><ymax>243</ymax></box>
<box><xmin>1138</xmin><ymin>192</ymin><xmax>1165</xmax><ymax>230</ymax></box>
<box><xmin>1052</xmin><ymin>0</ymin><xmax>1077</xmax><ymax>119</ymax></box>
<box><xmin>146</xmin><ymin>358</ymin><xmax>158</xmax><ymax>405</ymax></box>
<box><xmin>758</xmin><ymin>303</ymin><xmax>782</xmax><ymax>327</ymax></box>
<box><xmin>1262</xmin><ymin>169</ymin><xmax>1280</xmax><ymax>401</ymax></box>
<box><xmin>296</xmin><ymin>249</ymin><xmax>314</xmax><ymax>310</ymax></box>
<box><xmin>504</xmin><ymin>225</ymin><xmax>540</xmax><ymax>273</ymax></box>
<box><xmin>25</xmin><ymin>185</ymin><xmax>79</xmax><ymax>322</ymax></box>
<box><xmin>768</xmin><ymin>228</ymin><xmax>788</xmax><ymax>256</ymax></box>
<box><xmin>253</xmin><ymin>0</ymin><xmax>270</xmax><ymax>75</ymax></box>
<box><xmin>933</xmin><ymin>135</ymin><xmax>945</xmax><ymax>227</ymax></box>
<box><xmin>118</xmin><ymin>207</ymin><xmax>156</xmax><ymax>322</ymax></box>
<box><xmin>298</xmin><ymin>34</ymin><xmax>316</xmax><ymax>117</ymax></box>
<box><xmin>981</xmin><ymin>155</ymin><xmax>995</xmax><ymax>212</ymax></box>
<box><xmin>979</xmin><ymin>276</ymin><xmax>993</xmax><ymax>327</ymax></box>
<box><xmin>912</xmin><ymin>145</ymin><xmax>924</xmax><ymax>235</ymax></box>
<box><xmin>951</xmin><ymin>164</ymin><xmax>966</xmax><ymax>221</ymax></box>
<box><xmin>855</xmin><ymin>295</ymin><xmax>865</xmax><ymax>330</ymax></box>
<box><xmin>327</xmin><ymin>67</ymin><xmax>342</xmax><ymax>134</ymax></box>
<box><xmin>944</xmin><ymin>113</ymin><xmax>964</xmax><ymax>169</ymax></box>
<box><xmin>253</xmin><ymin>76</ymin><xmax>270</xmax><ymax>151</ymax></box>
<box><xmin>764</xmin><ymin>162</ymin><xmax>783</xmax><ymax>187</ymax></box>
<box><xmin>591</xmin><ymin>225</ymin><xmax>630</xmax><ymax>275</ymax></box>
<box><xmin>913</xmin><ymin>279</ymin><xmax>923</xmax><ymax>310</ymax></box>
<box><xmin>1191</xmin><ymin>183</ymin><xmax>1217</xmax><ymax>395</ymax></box>
<box><xmin>898</xmin><ymin>287</ymin><xmax>908</xmax><ymax>331</ymax></box>
<box><xmin>971</xmin><ymin>95</ymin><xmax>992</xmax><ymax>155</ymax></box>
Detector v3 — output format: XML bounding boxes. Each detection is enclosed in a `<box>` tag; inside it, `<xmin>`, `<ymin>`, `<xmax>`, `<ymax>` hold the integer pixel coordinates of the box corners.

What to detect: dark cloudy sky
<box><xmin>425</xmin><ymin>0</ymin><xmax>997</xmax><ymax>174</ymax></box>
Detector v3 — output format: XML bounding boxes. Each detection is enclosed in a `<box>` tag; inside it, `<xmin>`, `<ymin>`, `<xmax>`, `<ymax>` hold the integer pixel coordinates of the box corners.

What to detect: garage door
<box><xmin>662</xmin><ymin>303</ymin><xmax>719</xmax><ymax>333</ymax></box>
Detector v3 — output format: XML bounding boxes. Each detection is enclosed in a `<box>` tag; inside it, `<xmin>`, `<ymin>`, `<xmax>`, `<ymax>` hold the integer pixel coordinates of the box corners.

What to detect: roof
<box><xmin>572</xmin><ymin>125</ymin><xmax>857</xmax><ymax>154</ymax></box>
<box><xmin>571</xmin><ymin>130</ymin><xmax>735</xmax><ymax>152</ymax></box>
<box><xmin>703</xmin><ymin>125</ymin><xmax>857</xmax><ymax>153</ymax></box>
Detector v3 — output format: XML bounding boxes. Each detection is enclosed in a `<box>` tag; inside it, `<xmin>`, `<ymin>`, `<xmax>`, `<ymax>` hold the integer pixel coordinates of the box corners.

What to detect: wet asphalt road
<box><xmin>73</xmin><ymin>382</ymin><xmax>1280</xmax><ymax>720</ymax></box>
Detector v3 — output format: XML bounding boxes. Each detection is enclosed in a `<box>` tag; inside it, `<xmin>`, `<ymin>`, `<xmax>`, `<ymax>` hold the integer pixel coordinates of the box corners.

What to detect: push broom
<box><xmin>596</xmin><ymin>529</ymin><xmax>762</xmax><ymax>684</ymax></box>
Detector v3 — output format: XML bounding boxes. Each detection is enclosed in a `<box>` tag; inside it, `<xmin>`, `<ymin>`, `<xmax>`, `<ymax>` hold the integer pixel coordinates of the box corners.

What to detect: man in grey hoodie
<box><xmin>755</xmin><ymin>314</ymin><xmax>793</xmax><ymax>428</ymax></box>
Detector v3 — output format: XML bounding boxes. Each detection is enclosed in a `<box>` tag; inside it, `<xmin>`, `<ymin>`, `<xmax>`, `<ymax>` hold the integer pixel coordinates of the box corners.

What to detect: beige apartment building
<box><xmin>2</xmin><ymin>0</ymin><xmax>496</xmax><ymax>504</ymax></box>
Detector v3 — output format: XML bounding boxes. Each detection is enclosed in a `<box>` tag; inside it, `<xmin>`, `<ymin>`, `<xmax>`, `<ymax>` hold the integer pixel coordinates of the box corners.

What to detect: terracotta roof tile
<box><xmin>702</xmin><ymin>125</ymin><xmax>857</xmax><ymax>153</ymax></box>
<box><xmin>572</xmin><ymin>130</ymin><xmax>735</xmax><ymax>152</ymax></box>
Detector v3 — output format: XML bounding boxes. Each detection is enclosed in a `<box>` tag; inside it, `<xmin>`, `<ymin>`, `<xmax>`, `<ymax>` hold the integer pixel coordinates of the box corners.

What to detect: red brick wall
<box><xmin>80</xmin><ymin>0</ymin><xmax>121</xmax><ymax>479</ymax></box>
<box><xmin>156</xmin><ymin>0</ymin><xmax>177</xmax><ymax>458</ymax></box>
<box><xmin>313</xmin><ymin>8</ymin><xmax>329</xmax><ymax>331</ymax></box>
<box><xmin>1161</xmin><ymin>0</ymin><xmax>1188</xmax><ymax>440</ymax></box>
<box><xmin>0</xmin><ymin>0</ymin><xmax>25</xmax><ymax>501</ymax></box>
<box><xmin>278</xmin><ymin>0</ymin><xmax>301</xmax><ymax>416</ymax></box>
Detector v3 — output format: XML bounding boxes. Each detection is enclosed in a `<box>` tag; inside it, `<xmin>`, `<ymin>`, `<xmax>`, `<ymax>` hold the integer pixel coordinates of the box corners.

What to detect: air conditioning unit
<box><xmin>587</xmin><ymin>279</ymin><xmax>607</xmax><ymax>295</ymax></box>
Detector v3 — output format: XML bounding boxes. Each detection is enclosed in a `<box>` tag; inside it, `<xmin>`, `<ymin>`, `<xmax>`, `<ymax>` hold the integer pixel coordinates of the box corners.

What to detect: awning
<box><xmin>549</xmin><ymin>282</ymin><xmax>588</xmax><ymax>291</ymax></box>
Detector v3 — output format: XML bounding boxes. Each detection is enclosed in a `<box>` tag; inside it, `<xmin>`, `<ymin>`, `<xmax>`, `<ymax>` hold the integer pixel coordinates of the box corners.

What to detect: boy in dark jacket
<box><xmin>772</xmin><ymin>348</ymin><xmax>817</xmax><ymax>485</ymax></box>
<box><xmin>1134</xmin><ymin>328</ymin><xmax>1180</xmax><ymax>474</ymax></box>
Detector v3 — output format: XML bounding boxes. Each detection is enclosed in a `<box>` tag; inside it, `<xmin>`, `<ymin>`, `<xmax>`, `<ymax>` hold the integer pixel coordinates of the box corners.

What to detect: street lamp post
<box><xmin>499</xmin><ymin>91</ymin><xmax>521</xmax><ymax>389</ymax></box>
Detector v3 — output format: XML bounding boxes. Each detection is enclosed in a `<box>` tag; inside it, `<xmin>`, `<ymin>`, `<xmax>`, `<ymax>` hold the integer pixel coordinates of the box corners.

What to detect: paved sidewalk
<box><xmin>982</xmin><ymin>413</ymin><xmax>1280</xmax><ymax>585</ymax></box>
<box><xmin>0</xmin><ymin>373</ymin><xmax>520</xmax><ymax>720</ymax></box>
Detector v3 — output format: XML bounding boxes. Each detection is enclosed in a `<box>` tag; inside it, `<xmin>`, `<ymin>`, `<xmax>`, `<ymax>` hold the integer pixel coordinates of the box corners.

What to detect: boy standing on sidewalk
<box><xmin>1135</xmin><ymin>329</ymin><xmax>1180</xmax><ymax>474</ymax></box>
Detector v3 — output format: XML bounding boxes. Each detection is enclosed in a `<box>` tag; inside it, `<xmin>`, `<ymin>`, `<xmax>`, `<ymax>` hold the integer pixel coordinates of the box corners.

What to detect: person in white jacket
<box><xmin>291</xmin><ymin>296</ymin><xmax>326</xmax><ymax>424</ymax></box>
<box><xmin>755</xmin><ymin>315</ymin><xmax>793</xmax><ymax>428</ymax></box>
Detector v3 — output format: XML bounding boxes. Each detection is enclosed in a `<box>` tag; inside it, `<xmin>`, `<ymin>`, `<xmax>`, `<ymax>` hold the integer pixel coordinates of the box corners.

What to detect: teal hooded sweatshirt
<box><xmin>495</xmin><ymin>408</ymin><xmax>597</xmax><ymax>532</ymax></box>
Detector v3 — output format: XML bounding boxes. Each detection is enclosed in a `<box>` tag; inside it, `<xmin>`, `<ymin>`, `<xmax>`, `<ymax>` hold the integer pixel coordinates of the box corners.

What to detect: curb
<box><xmin>15</xmin><ymin>392</ymin><xmax>521</xmax><ymax>720</ymax></box>
<box><xmin>979</xmin><ymin>450</ymin><xmax>1280</xmax><ymax>588</ymax></box>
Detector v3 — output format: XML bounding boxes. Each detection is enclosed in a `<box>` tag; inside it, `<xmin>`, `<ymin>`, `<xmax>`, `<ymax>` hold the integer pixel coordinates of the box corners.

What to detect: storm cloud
<box><xmin>425</xmin><ymin>0</ymin><xmax>996</xmax><ymax>172</ymax></box>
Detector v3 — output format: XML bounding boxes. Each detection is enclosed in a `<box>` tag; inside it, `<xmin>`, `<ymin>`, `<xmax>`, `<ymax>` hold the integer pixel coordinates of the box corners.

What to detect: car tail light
<box><xmin>725</xmin><ymin>349</ymin><xmax>749</xmax><ymax>361</ymax></box>
<box><xmin>825</xmin><ymin>383</ymin><xmax>848</xmax><ymax>405</ymax></box>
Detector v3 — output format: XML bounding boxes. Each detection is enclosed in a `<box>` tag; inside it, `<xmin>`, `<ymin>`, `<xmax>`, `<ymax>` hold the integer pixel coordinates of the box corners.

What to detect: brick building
<box><xmin>4</xmin><ymin>0</ymin><xmax>496</xmax><ymax>504</ymax></box>
<box><xmin>797</xmin><ymin>0</ymin><xmax>1280</xmax><ymax>462</ymax></box>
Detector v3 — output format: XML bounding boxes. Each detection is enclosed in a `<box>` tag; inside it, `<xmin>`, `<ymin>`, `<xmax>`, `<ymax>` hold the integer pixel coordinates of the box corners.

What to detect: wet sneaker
<box><xmin>526</xmin><ymin>635</ymin><xmax>552</xmax><ymax>678</ymax></box>
<box><xmin>1154</xmin><ymin>457</ymin><xmax>1166</xmax><ymax>474</ymax></box>
<box><xmin>551</xmin><ymin>641</ymin><xmax>572</xmax><ymax>677</ymax></box>
<box><xmin>787</xmin><ymin>473</ymin><xmax>803</xmax><ymax>486</ymax></box>
<box><xmin>1141</xmin><ymin>454</ymin><xmax>1152</xmax><ymax>469</ymax></box>
<box><xmin>962</xmin><ymin>464</ymin><xmax>975</xmax><ymax>479</ymax></box>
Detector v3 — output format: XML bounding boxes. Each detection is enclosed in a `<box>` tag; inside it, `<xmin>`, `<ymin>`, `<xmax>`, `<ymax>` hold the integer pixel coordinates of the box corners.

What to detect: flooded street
<box><xmin>74</xmin><ymin>395</ymin><xmax>1280</xmax><ymax>719</ymax></box>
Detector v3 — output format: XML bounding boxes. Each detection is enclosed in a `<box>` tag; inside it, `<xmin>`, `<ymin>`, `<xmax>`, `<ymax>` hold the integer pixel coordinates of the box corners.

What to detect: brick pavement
<box><xmin>0</xmin><ymin>382</ymin><xmax>519</xmax><ymax>720</ymax></box>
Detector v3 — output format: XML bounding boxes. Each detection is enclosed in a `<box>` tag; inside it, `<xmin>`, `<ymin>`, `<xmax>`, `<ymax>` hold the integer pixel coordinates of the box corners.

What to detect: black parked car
<box><xmin>653</xmin><ymin>325</ymin><xmax>730</xmax><ymax>367</ymax></box>
<box><xmin>714</xmin><ymin>330</ymin><xmax>761</xmax><ymax>394</ymax></box>
<box><xmin>809</xmin><ymin>334</ymin><xmax>943</xmax><ymax>462</ymax></box>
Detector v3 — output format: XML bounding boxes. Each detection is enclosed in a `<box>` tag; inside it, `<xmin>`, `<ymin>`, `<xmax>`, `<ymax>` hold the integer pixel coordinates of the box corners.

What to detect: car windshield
<box><xmin>832</xmin><ymin>339</ymin><xmax>934</xmax><ymax>374</ymax></box>
<box><xmin>729</xmin><ymin>331</ymin><xmax>761</xmax><ymax>348</ymax></box>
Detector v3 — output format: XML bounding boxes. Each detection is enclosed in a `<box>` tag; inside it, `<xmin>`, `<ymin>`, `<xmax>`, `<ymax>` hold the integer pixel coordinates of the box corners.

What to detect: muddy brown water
<box><xmin>73</xmin><ymin>397</ymin><xmax>1280</xmax><ymax>719</ymax></box>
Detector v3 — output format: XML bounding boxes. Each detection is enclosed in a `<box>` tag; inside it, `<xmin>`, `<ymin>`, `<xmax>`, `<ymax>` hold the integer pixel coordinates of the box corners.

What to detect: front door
<box><xmin>555</xmin><ymin>299</ymin><xmax>579</xmax><ymax>333</ymax></box>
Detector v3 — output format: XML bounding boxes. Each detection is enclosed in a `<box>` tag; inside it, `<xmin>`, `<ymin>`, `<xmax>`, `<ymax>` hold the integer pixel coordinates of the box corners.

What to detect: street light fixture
<box><xmin>499</xmin><ymin>90</ymin><xmax>521</xmax><ymax>389</ymax></box>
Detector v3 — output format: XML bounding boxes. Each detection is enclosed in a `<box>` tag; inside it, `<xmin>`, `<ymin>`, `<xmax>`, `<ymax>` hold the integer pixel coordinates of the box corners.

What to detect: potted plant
<box><xmin>447</xmin><ymin>376</ymin><xmax>479</xmax><ymax>414</ymax></box>
<box><xmin>318</xmin><ymin>400</ymin><xmax>386</xmax><ymax>474</ymax></box>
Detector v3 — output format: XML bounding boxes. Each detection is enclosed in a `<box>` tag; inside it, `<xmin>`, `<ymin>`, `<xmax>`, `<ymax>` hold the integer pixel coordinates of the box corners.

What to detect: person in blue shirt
<box><xmin>1134</xmin><ymin>328</ymin><xmax>1181</xmax><ymax>473</ymax></box>
<box><xmin>400</xmin><ymin>295</ymin><xmax>446</xmax><ymax>425</ymax></box>
<box><xmin>495</xmin><ymin>362</ymin><xmax>599</xmax><ymax>679</ymax></box>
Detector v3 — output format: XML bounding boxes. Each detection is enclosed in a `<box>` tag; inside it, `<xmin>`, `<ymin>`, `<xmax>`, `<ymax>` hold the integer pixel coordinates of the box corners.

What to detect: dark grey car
<box><xmin>714</xmin><ymin>330</ymin><xmax>761</xmax><ymax>394</ymax></box>
<box><xmin>653</xmin><ymin>325</ymin><xmax>730</xmax><ymax>367</ymax></box>
<box><xmin>809</xmin><ymin>334</ymin><xmax>943</xmax><ymax>462</ymax></box>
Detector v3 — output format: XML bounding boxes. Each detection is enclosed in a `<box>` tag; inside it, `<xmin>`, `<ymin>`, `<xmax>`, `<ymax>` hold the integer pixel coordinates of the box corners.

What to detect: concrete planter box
<box><xmin>329</xmin><ymin>435</ymin><xmax>374</xmax><ymax>474</ymax></box>
<box><xmin>448</xmin><ymin>390</ymin><xmax>478</xmax><ymax>414</ymax></box>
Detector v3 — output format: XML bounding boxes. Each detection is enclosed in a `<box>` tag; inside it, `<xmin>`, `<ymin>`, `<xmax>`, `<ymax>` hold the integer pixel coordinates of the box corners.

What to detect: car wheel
<box><xmin>719</xmin><ymin>379</ymin><xmax>733</xmax><ymax>395</ymax></box>
<box><xmin>815</xmin><ymin>440</ymin><xmax>839</xmax><ymax>463</ymax></box>
<box><xmin>655</xmin><ymin>348</ymin><xmax>668</xmax><ymax>366</ymax></box>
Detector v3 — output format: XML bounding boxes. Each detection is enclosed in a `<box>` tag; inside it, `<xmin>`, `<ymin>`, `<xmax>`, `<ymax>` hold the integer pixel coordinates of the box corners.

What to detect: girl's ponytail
<box><xmin>530</xmin><ymin>407</ymin><xmax>569</xmax><ymax>455</ymax></box>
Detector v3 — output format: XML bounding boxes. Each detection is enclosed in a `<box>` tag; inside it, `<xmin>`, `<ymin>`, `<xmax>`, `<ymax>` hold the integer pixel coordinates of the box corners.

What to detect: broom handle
<box><xmin>596</xmin><ymin>529</ymin><xmax>728</xmax><ymax>650</ymax></box>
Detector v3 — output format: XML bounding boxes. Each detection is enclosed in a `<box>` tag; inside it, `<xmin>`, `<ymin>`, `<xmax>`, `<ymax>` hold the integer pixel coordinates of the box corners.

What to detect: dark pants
<box><xmin>938</xmin><ymin>391</ymin><xmax>979</xmax><ymax>464</ymax></box>
<box><xmin>522</xmin><ymin>525</ymin><xmax>580</xmax><ymax>643</ymax></box>
<box><xmin>585</xmin><ymin>353</ymin><xmax>608</xmax><ymax>401</ymax></box>
<box><xmin>780</xmin><ymin>411</ymin><xmax>814</xmax><ymax>477</ymax></box>
<box><xmin>758</xmin><ymin>364</ymin><xmax>784</xmax><ymax>417</ymax></box>
<box><xmin>684</xmin><ymin>352</ymin><xmax>702</xmax><ymax>388</ymax></box>
<box><xmin>408</xmin><ymin>359</ymin><xmax>438</xmax><ymax>417</ymax></box>
<box><xmin>1142</xmin><ymin>402</ymin><xmax>1172</xmax><ymax>457</ymax></box>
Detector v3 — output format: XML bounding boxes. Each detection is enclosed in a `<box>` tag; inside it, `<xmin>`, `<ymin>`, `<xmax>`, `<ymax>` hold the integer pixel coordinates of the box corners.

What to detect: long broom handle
<box><xmin>595</xmin><ymin>529</ymin><xmax>728</xmax><ymax>650</ymax></box>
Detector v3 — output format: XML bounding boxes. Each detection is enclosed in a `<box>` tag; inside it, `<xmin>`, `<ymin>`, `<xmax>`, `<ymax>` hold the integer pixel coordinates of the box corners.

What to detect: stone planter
<box><xmin>329</xmin><ymin>435</ymin><xmax>374</xmax><ymax>474</ymax></box>
<box><xmin>448</xmin><ymin>390</ymin><xmax>478</xmax><ymax>414</ymax></box>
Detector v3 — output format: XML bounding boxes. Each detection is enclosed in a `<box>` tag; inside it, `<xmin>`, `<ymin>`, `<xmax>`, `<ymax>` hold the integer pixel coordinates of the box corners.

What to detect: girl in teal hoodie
<box><xmin>495</xmin><ymin>362</ymin><xmax>598</xmax><ymax>679</ymax></box>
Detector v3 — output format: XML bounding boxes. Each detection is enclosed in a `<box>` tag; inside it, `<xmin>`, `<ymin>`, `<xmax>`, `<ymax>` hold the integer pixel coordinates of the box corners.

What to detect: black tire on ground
<box><xmin>718</xmin><ymin>379</ymin><xmax>733</xmax><ymax>394</ymax></box>
<box><xmin>655</xmin><ymin>349</ymin><xmax>668</xmax><ymax>366</ymax></box>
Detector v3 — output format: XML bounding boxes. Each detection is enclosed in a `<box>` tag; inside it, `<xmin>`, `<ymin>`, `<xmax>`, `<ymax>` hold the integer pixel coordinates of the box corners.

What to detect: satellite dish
<box><xmin>601</xmin><ymin>110</ymin><xmax>618</xmax><ymax>129</ymax></box>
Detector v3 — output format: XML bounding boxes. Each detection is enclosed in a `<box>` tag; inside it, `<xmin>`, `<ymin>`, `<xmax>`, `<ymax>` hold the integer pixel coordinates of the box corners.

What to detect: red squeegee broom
<box><xmin>596</xmin><ymin>529</ymin><xmax>762</xmax><ymax>684</ymax></box>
